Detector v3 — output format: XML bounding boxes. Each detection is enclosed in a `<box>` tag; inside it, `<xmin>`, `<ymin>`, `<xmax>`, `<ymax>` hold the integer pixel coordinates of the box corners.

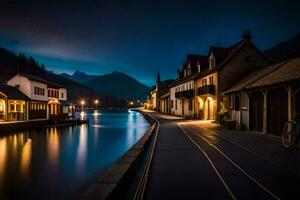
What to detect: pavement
<box><xmin>143</xmin><ymin>112</ymin><xmax>300</xmax><ymax>200</ymax></box>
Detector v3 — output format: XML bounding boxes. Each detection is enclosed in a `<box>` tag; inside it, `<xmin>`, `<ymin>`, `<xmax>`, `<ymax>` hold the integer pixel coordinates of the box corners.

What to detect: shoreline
<box><xmin>0</xmin><ymin>118</ymin><xmax>89</xmax><ymax>134</ymax></box>
<box><xmin>81</xmin><ymin>111</ymin><xmax>157</xmax><ymax>200</ymax></box>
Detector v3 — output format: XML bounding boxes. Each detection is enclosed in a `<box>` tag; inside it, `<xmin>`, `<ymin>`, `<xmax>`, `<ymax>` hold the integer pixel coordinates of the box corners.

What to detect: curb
<box><xmin>81</xmin><ymin>115</ymin><xmax>156</xmax><ymax>200</ymax></box>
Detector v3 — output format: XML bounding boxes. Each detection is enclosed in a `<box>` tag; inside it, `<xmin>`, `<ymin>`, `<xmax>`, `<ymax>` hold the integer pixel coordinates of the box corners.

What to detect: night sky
<box><xmin>0</xmin><ymin>0</ymin><xmax>299</xmax><ymax>86</ymax></box>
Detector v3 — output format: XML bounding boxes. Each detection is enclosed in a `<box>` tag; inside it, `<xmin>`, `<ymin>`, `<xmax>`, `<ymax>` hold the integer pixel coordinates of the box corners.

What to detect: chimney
<box><xmin>242</xmin><ymin>30</ymin><xmax>252</xmax><ymax>41</ymax></box>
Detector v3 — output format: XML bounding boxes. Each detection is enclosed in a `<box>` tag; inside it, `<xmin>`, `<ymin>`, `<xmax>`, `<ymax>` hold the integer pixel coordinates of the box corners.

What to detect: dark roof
<box><xmin>158</xmin><ymin>90</ymin><xmax>170</xmax><ymax>99</ymax></box>
<box><xmin>209</xmin><ymin>40</ymin><xmax>246</xmax><ymax>68</ymax></box>
<box><xmin>224</xmin><ymin>57</ymin><xmax>300</xmax><ymax>94</ymax></box>
<box><xmin>247</xmin><ymin>58</ymin><xmax>300</xmax><ymax>89</ymax></box>
<box><xmin>186</xmin><ymin>54</ymin><xmax>208</xmax><ymax>68</ymax></box>
<box><xmin>168</xmin><ymin>74</ymin><xmax>196</xmax><ymax>88</ymax></box>
<box><xmin>172</xmin><ymin>35</ymin><xmax>266</xmax><ymax>88</ymax></box>
<box><xmin>0</xmin><ymin>84</ymin><xmax>30</xmax><ymax>100</ymax></box>
<box><xmin>158</xmin><ymin>88</ymin><xmax>170</xmax><ymax>98</ymax></box>
<box><xmin>209</xmin><ymin>46</ymin><xmax>231</xmax><ymax>65</ymax></box>
<box><xmin>19</xmin><ymin>73</ymin><xmax>63</xmax><ymax>89</ymax></box>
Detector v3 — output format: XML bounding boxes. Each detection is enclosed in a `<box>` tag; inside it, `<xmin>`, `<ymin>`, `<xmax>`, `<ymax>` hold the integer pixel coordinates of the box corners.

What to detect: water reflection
<box><xmin>48</xmin><ymin>128</ymin><xmax>59</xmax><ymax>166</ymax></box>
<box><xmin>0</xmin><ymin>138</ymin><xmax>7</xmax><ymax>184</ymax></box>
<box><xmin>20</xmin><ymin>138</ymin><xmax>32</xmax><ymax>178</ymax></box>
<box><xmin>0</xmin><ymin>110</ymin><xmax>149</xmax><ymax>199</ymax></box>
<box><xmin>76</xmin><ymin>124</ymin><xmax>88</xmax><ymax>174</ymax></box>
<box><xmin>80</xmin><ymin>111</ymin><xmax>86</xmax><ymax>120</ymax></box>
<box><xmin>93</xmin><ymin>110</ymin><xmax>99</xmax><ymax>122</ymax></box>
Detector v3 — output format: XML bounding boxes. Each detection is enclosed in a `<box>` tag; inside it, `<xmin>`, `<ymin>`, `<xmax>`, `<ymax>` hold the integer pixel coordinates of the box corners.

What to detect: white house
<box><xmin>169</xmin><ymin>55</ymin><xmax>207</xmax><ymax>118</ymax></box>
<box><xmin>7</xmin><ymin>73</ymin><xmax>71</xmax><ymax>120</ymax></box>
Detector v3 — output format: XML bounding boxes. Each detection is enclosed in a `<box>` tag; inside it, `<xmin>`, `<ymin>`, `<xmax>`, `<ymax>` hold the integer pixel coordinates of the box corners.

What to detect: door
<box><xmin>268</xmin><ymin>88</ymin><xmax>288</xmax><ymax>136</ymax></box>
<box><xmin>250</xmin><ymin>91</ymin><xmax>264</xmax><ymax>132</ymax></box>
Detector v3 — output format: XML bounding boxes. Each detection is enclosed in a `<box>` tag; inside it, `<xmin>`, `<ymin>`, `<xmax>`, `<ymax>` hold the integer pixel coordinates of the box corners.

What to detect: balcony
<box><xmin>198</xmin><ymin>85</ymin><xmax>216</xmax><ymax>95</ymax></box>
<box><xmin>175</xmin><ymin>89</ymin><xmax>194</xmax><ymax>99</ymax></box>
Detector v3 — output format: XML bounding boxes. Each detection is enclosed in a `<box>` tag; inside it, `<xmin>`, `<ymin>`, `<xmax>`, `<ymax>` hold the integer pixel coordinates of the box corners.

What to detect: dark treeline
<box><xmin>0</xmin><ymin>47</ymin><xmax>127</xmax><ymax>107</ymax></box>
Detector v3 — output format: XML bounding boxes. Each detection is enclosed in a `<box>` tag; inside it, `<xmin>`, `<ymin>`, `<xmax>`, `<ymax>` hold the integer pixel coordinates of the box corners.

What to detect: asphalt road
<box><xmin>143</xmin><ymin>113</ymin><xmax>300</xmax><ymax>200</ymax></box>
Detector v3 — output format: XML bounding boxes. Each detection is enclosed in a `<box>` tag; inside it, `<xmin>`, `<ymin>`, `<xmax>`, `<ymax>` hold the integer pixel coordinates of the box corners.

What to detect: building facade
<box><xmin>0</xmin><ymin>84</ymin><xmax>30</xmax><ymax>121</ymax></box>
<box><xmin>193</xmin><ymin>31</ymin><xmax>269</xmax><ymax>121</ymax></box>
<box><xmin>169</xmin><ymin>55</ymin><xmax>207</xmax><ymax>118</ymax></box>
<box><xmin>7</xmin><ymin>73</ymin><xmax>71</xmax><ymax>120</ymax></box>
<box><xmin>225</xmin><ymin>57</ymin><xmax>300</xmax><ymax>136</ymax></box>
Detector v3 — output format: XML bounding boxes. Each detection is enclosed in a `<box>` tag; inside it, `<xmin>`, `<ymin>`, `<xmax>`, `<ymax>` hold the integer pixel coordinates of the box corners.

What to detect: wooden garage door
<box><xmin>250</xmin><ymin>91</ymin><xmax>264</xmax><ymax>132</ymax></box>
<box><xmin>267</xmin><ymin>88</ymin><xmax>288</xmax><ymax>136</ymax></box>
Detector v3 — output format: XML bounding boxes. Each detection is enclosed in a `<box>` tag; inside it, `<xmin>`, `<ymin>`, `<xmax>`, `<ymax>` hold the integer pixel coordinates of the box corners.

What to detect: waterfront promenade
<box><xmin>143</xmin><ymin>112</ymin><xmax>300</xmax><ymax>200</ymax></box>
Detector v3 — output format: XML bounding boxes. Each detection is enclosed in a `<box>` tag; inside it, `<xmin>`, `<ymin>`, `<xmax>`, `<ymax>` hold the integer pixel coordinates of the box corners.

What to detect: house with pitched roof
<box><xmin>0</xmin><ymin>84</ymin><xmax>30</xmax><ymax>121</ymax></box>
<box><xmin>7</xmin><ymin>73</ymin><xmax>74</xmax><ymax>120</ymax></box>
<box><xmin>194</xmin><ymin>31</ymin><xmax>269</xmax><ymax>121</ymax></box>
<box><xmin>225</xmin><ymin>57</ymin><xmax>300</xmax><ymax>135</ymax></box>
<box><xmin>169</xmin><ymin>55</ymin><xmax>207</xmax><ymax>118</ymax></box>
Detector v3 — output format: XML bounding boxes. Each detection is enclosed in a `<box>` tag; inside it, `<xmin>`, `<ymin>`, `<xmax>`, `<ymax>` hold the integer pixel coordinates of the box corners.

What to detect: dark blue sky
<box><xmin>0</xmin><ymin>0</ymin><xmax>299</xmax><ymax>86</ymax></box>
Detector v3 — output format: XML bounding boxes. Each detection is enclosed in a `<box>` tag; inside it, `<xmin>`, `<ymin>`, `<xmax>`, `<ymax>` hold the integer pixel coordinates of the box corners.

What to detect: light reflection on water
<box><xmin>47</xmin><ymin>128</ymin><xmax>59</xmax><ymax>166</ymax></box>
<box><xmin>0</xmin><ymin>109</ymin><xmax>149</xmax><ymax>199</ymax></box>
<box><xmin>20</xmin><ymin>138</ymin><xmax>32</xmax><ymax>178</ymax></box>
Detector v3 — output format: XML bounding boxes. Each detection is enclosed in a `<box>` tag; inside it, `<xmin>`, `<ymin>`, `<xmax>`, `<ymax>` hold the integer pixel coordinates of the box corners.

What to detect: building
<box><xmin>194</xmin><ymin>30</ymin><xmax>269</xmax><ymax>121</ymax></box>
<box><xmin>7</xmin><ymin>73</ymin><xmax>73</xmax><ymax>120</ymax></box>
<box><xmin>0</xmin><ymin>84</ymin><xmax>30</xmax><ymax>121</ymax></box>
<box><xmin>149</xmin><ymin>73</ymin><xmax>160</xmax><ymax>110</ymax></box>
<box><xmin>169</xmin><ymin>55</ymin><xmax>207</xmax><ymax>118</ymax></box>
<box><xmin>167</xmin><ymin>31</ymin><xmax>268</xmax><ymax>120</ymax></box>
<box><xmin>158</xmin><ymin>90</ymin><xmax>171</xmax><ymax>114</ymax></box>
<box><xmin>225</xmin><ymin>57</ymin><xmax>300</xmax><ymax>135</ymax></box>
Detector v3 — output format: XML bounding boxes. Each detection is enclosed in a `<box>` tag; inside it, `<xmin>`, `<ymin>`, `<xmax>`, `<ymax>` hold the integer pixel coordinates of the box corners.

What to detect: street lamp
<box><xmin>80</xmin><ymin>100</ymin><xmax>85</xmax><ymax>111</ymax></box>
<box><xmin>94</xmin><ymin>99</ymin><xmax>99</xmax><ymax>109</ymax></box>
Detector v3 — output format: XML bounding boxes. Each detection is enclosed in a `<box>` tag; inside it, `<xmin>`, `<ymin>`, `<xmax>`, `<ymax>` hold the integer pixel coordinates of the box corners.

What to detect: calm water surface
<box><xmin>0</xmin><ymin>109</ymin><xmax>149</xmax><ymax>199</ymax></box>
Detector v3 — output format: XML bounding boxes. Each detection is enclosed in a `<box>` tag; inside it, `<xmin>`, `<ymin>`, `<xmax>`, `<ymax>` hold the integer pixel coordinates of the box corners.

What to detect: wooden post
<box><xmin>288</xmin><ymin>85</ymin><xmax>292</xmax><ymax>121</ymax></box>
<box><xmin>239</xmin><ymin>93</ymin><xmax>242</xmax><ymax>129</ymax></box>
<box><xmin>263</xmin><ymin>90</ymin><xmax>268</xmax><ymax>134</ymax></box>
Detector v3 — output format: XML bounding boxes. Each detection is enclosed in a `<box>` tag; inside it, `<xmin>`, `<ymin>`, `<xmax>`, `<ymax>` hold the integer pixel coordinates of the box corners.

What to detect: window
<box><xmin>34</xmin><ymin>87</ymin><xmax>45</xmax><ymax>96</ymax></box>
<box><xmin>209</xmin><ymin>76</ymin><xmax>214</xmax><ymax>85</ymax></box>
<box><xmin>209</xmin><ymin>58</ymin><xmax>215</xmax><ymax>69</ymax></box>
<box><xmin>175</xmin><ymin>100</ymin><xmax>177</xmax><ymax>110</ymax></box>
<box><xmin>16</xmin><ymin>104</ymin><xmax>21</xmax><ymax>112</ymax></box>
<box><xmin>171</xmin><ymin>100</ymin><xmax>174</xmax><ymax>108</ymax></box>
<box><xmin>61</xmin><ymin>92</ymin><xmax>64</xmax><ymax>98</ymax></box>
<box><xmin>10</xmin><ymin>104</ymin><xmax>15</xmax><ymax>111</ymax></box>
<box><xmin>202</xmin><ymin>79</ymin><xmax>207</xmax><ymax>86</ymax></box>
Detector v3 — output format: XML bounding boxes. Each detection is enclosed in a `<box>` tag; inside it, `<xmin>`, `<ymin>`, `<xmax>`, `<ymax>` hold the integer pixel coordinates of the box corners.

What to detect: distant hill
<box><xmin>264</xmin><ymin>32</ymin><xmax>300</xmax><ymax>63</ymax></box>
<box><xmin>61</xmin><ymin>71</ymin><xmax>97</xmax><ymax>83</ymax></box>
<box><xmin>82</xmin><ymin>71</ymin><xmax>151</xmax><ymax>100</ymax></box>
<box><xmin>0</xmin><ymin>47</ymin><xmax>126</xmax><ymax>107</ymax></box>
<box><xmin>150</xmin><ymin>79</ymin><xmax>175</xmax><ymax>90</ymax></box>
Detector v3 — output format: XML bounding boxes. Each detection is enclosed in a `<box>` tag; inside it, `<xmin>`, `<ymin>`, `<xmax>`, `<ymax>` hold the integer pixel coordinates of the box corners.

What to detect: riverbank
<box><xmin>0</xmin><ymin>118</ymin><xmax>88</xmax><ymax>133</ymax></box>
<box><xmin>81</xmin><ymin>112</ymin><xmax>157</xmax><ymax>200</ymax></box>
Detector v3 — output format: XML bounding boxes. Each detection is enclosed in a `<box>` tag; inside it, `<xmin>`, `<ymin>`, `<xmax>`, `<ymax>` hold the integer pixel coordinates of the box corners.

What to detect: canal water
<box><xmin>0</xmin><ymin>109</ymin><xmax>149</xmax><ymax>199</ymax></box>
